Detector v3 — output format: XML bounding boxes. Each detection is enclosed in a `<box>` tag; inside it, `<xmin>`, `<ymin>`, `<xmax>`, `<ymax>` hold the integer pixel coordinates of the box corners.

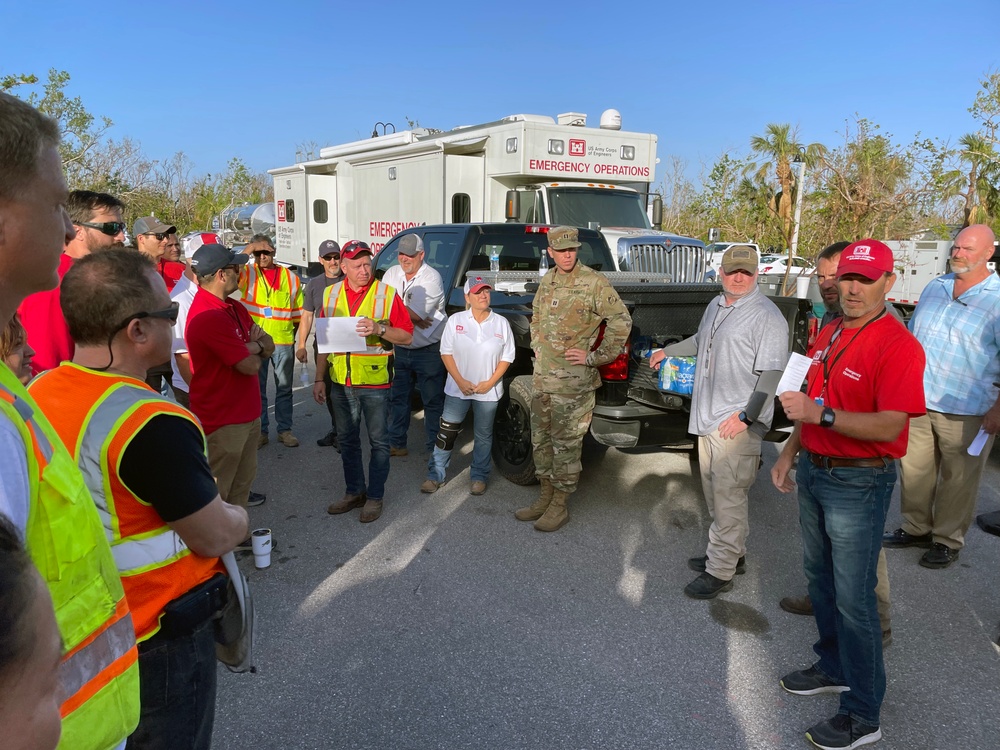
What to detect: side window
<box><xmin>313</xmin><ymin>199</ymin><xmax>328</xmax><ymax>224</ymax></box>
<box><xmin>285</xmin><ymin>199</ymin><xmax>296</xmax><ymax>222</ymax></box>
<box><xmin>451</xmin><ymin>194</ymin><xmax>471</xmax><ymax>224</ymax></box>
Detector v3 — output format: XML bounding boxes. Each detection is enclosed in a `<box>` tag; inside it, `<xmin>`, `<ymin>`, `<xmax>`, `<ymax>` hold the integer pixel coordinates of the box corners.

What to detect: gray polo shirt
<box><xmin>689</xmin><ymin>287</ymin><xmax>788</xmax><ymax>437</ymax></box>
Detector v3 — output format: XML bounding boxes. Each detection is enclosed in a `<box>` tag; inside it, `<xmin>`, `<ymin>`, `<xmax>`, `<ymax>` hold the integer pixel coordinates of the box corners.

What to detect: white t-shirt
<box><xmin>439</xmin><ymin>309</ymin><xmax>515</xmax><ymax>402</ymax></box>
<box><xmin>169</xmin><ymin>274</ymin><xmax>198</xmax><ymax>394</ymax></box>
<box><xmin>0</xmin><ymin>412</ymin><xmax>31</xmax><ymax>536</ymax></box>
<box><xmin>382</xmin><ymin>262</ymin><xmax>445</xmax><ymax>349</ymax></box>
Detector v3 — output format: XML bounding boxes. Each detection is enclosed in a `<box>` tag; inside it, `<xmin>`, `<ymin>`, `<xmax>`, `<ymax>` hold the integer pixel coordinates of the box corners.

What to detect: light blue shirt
<box><xmin>909</xmin><ymin>273</ymin><xmax>1000</xmax><ymax>415</ymax></box>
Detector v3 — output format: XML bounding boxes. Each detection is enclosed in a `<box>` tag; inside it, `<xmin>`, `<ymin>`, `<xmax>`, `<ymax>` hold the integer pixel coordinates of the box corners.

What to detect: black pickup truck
<box><xmin>373</xmin><ymin>223</ymin><xmax>813</xmax><ymax>485</ymax></box>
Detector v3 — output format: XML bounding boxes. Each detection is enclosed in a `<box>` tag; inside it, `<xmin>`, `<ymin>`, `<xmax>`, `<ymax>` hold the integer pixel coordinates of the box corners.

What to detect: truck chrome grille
<box><xmin>625</xmin><ymin>243</ymin><xmax>706</xmax><ymax>282</ymax></box>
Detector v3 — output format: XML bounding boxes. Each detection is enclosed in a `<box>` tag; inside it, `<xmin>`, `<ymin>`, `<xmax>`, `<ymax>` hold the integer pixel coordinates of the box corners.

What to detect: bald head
<box><xmin>951</xmin><ymin>224</ymin><xmax>996</xmax><ymax>280</ymax></box>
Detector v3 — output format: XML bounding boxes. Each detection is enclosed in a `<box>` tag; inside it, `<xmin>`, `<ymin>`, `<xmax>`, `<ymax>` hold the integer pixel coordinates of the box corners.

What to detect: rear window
<box><xmin>470</xmin><ymin>233</ymin><xmax>610</xmax><ymax>273</ymax></box>
<box><xmin>375</xmin><ymin>231</ymin><xmax>461</xmax><ymax>278</ymax></box>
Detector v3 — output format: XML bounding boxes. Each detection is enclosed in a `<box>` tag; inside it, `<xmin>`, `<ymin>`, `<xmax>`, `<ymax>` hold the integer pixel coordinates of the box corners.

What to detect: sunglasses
<box><xmin>112</xmin><ymin>302</ymin><xmax>180</xmax><ymax>335</ymax></box>
<box><xmin>321</xmin><ymin>254</ymin><xmax>341</xmax><ymax>261</ymax></box>
<box><xmin>142</xmin><ymin>232</ymin><xmax>170</xmax><ymax>241</ymax></box>
<box><xmin>252</xmin><ymin>249</ymin><xmax>275</xmax><ymax>255</ymax></box>
<box><xmin>75</xmin><ymin>221</ymin><xmax>126</xmax><ymax>236</ymax></box>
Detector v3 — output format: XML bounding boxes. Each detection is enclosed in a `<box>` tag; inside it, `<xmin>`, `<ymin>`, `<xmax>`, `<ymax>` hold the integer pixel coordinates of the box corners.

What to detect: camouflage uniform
<box><xmin>530</xmin><ymin>255</ymin><xmax>631</xmax><ymax>493</ymax></box>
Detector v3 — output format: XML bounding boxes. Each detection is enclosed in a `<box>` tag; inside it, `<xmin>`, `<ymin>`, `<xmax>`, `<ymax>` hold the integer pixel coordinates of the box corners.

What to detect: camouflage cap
<box><xmin>721</xmin><ymin>244</ymin><xmax>758</xmax><ymax>273</ymax></box>
<box><xmin>548</xmin><ymin>226</ymin><xmax>581</xmax><ymax>250</ymax></box>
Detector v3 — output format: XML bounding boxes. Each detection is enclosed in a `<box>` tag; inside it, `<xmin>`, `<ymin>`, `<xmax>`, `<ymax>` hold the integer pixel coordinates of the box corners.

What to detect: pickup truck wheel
<box><xmin>491</xmin><ymin>375</ymin><xmax>538</xmax><ymax>486</ymax></box>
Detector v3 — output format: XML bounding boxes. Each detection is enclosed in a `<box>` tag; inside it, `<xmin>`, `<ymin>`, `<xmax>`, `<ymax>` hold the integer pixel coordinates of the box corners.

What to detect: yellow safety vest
<box><xmin>239</xmin><ymin>264</ymin><xmax>303</xmax><ymax>344</ymax></box>
<box><xmin>321</xmin><ymin>280</ymin><xmax>396</xmax><ymax>386</ymax></box>
<box><xmin>0</xmin><ymin>365</ymin><xmax>140</xmax><ymax>750</ymax></box>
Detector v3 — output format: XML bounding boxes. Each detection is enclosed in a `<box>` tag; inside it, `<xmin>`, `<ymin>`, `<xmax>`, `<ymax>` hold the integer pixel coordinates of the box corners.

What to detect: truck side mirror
<box><xmin>505</xmin><ymin>190</ymin><xmax>520</xmax><ymax>222</ymax></box>
<box><xmin>652</xmin><ymin>195</ymin><xmax>663</xmax><ymax>230</ymax></box>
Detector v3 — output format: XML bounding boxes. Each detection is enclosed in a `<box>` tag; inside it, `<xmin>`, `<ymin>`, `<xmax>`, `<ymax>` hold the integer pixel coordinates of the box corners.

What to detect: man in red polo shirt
<box><xmin>17</xmin><ymin>189</ymin><xmax>125</xmax><ymax>375</ymax></box>
<box><xmin>313</xmin><ymin>241</ymin><xmax>413</xmax><ymax>523</ymax></box>
<box><xmin>186</xmin><ymin>243</ymin><xmax>274</xmax><ymax>512</ymax></box>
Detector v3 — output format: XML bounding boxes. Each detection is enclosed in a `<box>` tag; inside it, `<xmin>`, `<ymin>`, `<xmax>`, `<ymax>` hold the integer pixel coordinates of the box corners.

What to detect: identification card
<box><xmin>263</xmin><ymin>307</ymin><xmax>273</xmax><ymax>319</ymax></box>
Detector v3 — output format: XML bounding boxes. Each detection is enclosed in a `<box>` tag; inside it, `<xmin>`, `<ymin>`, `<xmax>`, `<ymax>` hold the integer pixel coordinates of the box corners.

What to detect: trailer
<box><xmin>269</xmin><ymin>110</ymin><xmax>705</xmax><ymax>280</ymax></box>
<box><xmin>884</xmin><ymin>239</ymin><xmax>953</xmax><ymax>311</ymax></box>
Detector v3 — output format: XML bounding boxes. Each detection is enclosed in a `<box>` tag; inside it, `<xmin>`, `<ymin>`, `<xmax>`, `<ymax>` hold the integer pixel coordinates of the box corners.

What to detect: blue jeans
<box><xmin>797</xmin><ymin>452</ymin><xmax>895</xmax><ymax>726</ymax></box>
<box><xmin>428</xmin><ymin>394</ymin><xmax>499</xmax><ymax>483</ymax></box>
<box><xmin>388</xmin><ymin>344</ymin><xmax>446</xmax><ymax>451</ymax></box>
<box><xmin>330</xmin><ymin>384</ymin><xmax>390</xmax><ymax>500</ymax></box>
<box><xmin>127</xmin><ymin>618</ymin><xmax>217</xmax><ymax>750</ymax></box>
<box><xmin>259</xmin><ymin>344</ymin><xmax>294</xmax><ymax>434</ymax></box>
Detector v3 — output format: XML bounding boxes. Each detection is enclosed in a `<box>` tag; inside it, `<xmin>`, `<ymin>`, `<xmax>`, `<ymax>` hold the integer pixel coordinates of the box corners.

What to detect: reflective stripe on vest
<box><xmin>0</xmin><ymin>370</ymin><xmax>140</xmax><ymax>749</ymax></box>
<box><xmin>240</xmin><ymin>264</ymin><xmax>302</xmax><ymax>343</ymax></box>
<box><xmin>322</xmin><ymin>280</ymin><xmax>394</xmax><ymax>386</ymax></box>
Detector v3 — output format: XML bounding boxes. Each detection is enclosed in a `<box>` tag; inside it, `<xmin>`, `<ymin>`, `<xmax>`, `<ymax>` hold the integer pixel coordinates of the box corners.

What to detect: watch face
<box><xmin>821</xmin><ymin>408</ymin><xmax>835</xmax><ymax>427</ymax></box>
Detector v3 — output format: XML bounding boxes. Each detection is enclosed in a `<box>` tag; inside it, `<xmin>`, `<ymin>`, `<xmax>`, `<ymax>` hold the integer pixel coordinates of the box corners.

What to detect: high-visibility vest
<box><xmin>239</xmin><ymin>264</ymin><xmax>303</xmax><ymax>344</ymax></box>
<box><xmin>321</xmin><ymin>280</ymin><xmax>397</xmax><ymax>386</ymax></box>
<box><xmin>0</xmin><ymin>365</ymin><xmax>140</xmax><ymax>750</ymax></box>
<box><xmin>29</xmin><ymin>364</ymin><xmax>225</xmax><ymax>641</ymax></box>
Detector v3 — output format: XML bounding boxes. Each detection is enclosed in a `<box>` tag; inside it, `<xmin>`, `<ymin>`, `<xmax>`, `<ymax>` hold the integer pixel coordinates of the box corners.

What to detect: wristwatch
<box><xmin>738</xmin><ymin>411</ymin><xmax>753</xmax><ymax>426</ymax></box>
<box><xmin>819</xmin><ymin>407</ymin><xmax>836</xmax><ymax>428</ymax></box>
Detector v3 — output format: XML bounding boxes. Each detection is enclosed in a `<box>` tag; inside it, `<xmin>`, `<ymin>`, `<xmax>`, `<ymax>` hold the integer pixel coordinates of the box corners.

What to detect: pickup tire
<box><xmin>491</xmin><ymin>375</ymin><xmax>538</xmax><ymax>486</ymax></box>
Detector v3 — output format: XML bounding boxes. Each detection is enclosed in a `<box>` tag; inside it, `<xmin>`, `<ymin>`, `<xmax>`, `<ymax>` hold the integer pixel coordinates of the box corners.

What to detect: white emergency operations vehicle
<box><xmin>269</xmin><ymin>110</ymin><xmax>705</xmax><ymax>280</ymax></box>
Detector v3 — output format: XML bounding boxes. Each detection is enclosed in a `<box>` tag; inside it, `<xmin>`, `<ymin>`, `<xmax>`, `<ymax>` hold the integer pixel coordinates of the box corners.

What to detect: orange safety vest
<box><xmin>321</xmin><ymin>279</ymin><xmax>396</xmax><ymax>386</ymax></box>
<box><xmin>239</xmin><ymin>263</ymin><xmax>303</xmax><ymax>344</ymax></box>
<box><xmin>29</xmin><ymin>364</ymin><xmax>225</xmax><ymax>641</ymax></box>
<box><xmin>0</xmin><ymin>365</ymin><xmax>139</xmax><ymax>750</ymax></box>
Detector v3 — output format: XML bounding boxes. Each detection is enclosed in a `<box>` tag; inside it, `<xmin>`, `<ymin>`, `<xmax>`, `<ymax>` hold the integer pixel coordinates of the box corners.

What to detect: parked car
<box><xmin>759</xmin><ymin>254</ymin><xmax>813</xmax><ymax>275</ymax></box>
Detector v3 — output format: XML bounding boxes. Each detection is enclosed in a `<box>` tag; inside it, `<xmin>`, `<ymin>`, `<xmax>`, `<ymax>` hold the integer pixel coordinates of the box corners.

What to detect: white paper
<box><xmin>776</xmin><ymin>352</ymin><xmax>812</xmax><ymax>395</ymax></box>
<box><xmin>315</xmin><ymin>317</ymin><xmax>369</xmax><ymax>354</ymax></box>
<box><xmin>423</xmin><ymin>309</ymin><xmax>447</xmax><ymax>337</ymax></box>
<box><xmin>968</xmin><ymin>427</ymin><xmax>990</xmax><ymax>456</ymax></box>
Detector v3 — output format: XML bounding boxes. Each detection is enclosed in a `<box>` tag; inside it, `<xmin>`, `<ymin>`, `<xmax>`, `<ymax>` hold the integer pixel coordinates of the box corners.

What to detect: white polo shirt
<box><xmin>440</xmin><ymin>309</ymin><xmax>515</xmax><ymax>402</ymax></box>
<box><xmin>382</xmin><ymin>262</ymin><xmax>445</xmax><ymax>349</ymax></box>
<box><xmin>169</xmin><ymin>274</ymin><xmax>198</xmax><ymax>394</ymax></box>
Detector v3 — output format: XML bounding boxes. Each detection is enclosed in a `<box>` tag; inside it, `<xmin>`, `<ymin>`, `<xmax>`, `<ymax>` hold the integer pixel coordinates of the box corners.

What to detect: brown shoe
<box><xmin>327</xmin><ymin>492</ymin><xmax>366</xmax><ymax>515</ymax></box>
<box><xmin>470</xmin><ymin>481</ymin><xmax>487</xmax><ymax>495</ymax></box>
<box><xmin>359</xmin><ymin>498</ymin><xmax>383</xmax><ymax>523</ymax></box>
<box><xmin>257</xmin><ymin>433</ymin><xmax>269</xmax><ymax>449</ymax></box>
<box><xmin>390</xmin><ymin>446</ymin><xmax>409</xmax><ymax>457</ymax></box>
<box><xmin>277</xmin><ymin>431</ymin><xmax>299</xmax><ymax>448</ymax></box>
<box><xmin>779</xmin><ymin>594</ymin><xmax>814</xmax><ymax>616</ymax></box>
<box><xmin>534</xmin><ymin>489</ymin><xmax>570</xmax><ymax>532</ymax></box>
<box><xmin>515</xmin><ymin>479</ymin><xmax>554</xmax><ymax>521</ymax></box>
<box><xmin>420</xmin><ymin>479</ymin><xmax>440</xmax><ymax>494</ymax></box>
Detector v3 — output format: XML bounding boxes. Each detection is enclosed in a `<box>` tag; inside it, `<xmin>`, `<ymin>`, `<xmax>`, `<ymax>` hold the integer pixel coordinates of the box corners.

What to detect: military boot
<box><xmin>514</xmin><ymin>479</ymin><xmax>554</xmax><ymax>521</ymax></box>
<box><xmin>534</xmin><ymin>489</ymin><xmax>570</xmax><ymax>532</ymax></box>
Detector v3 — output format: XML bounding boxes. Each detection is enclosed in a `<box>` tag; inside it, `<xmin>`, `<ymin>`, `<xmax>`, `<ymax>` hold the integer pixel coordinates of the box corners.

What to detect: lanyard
<box><xmin>258</xmin><ymin>267</ymin><xmax>280</xmax><ymax>302</ymax></box>
<box><xmin>819</xmin><ymin>308</ymin><xmax>886</xmax><ymax>399</ymax></box>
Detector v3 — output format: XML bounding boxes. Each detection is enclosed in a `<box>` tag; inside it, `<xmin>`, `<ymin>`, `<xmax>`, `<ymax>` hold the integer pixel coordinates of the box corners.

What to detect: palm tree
<box><xmin>956</xmin><ymin>133</ymin><xmax>999</xmax><ymax>226</ymax></box>
<box><xmin>750</xmin><ymin>124</ymin><xmax>826</xmax><ymax>248</ymax></box>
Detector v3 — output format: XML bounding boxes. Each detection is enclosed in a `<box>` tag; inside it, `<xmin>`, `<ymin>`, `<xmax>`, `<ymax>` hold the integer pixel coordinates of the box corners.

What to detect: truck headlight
<box><xmin>548</xmin><ymin>139</ymin><xmax>564</xmax><ymax>155</ymax></box>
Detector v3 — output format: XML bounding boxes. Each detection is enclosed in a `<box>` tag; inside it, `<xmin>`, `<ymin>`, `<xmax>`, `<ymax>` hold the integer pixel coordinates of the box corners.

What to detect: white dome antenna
<box><xmin>599</xmin><ymin>109</ymin><xmax>622</xmax><ymax>130</ymax></box>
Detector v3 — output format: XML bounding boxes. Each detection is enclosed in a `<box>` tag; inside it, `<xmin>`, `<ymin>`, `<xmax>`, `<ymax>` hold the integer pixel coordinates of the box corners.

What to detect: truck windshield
<box><xmin>548</xmin><ymin>187</ymin><xmax>652</xmax><ymax>230</ymax></box>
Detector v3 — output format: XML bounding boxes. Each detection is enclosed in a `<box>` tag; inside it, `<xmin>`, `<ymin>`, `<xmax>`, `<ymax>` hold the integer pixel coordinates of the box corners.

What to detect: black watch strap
<box><xmin>820</xmin><ymin>407</ymin><xmax>836</xmax><ymax>428</ymax></box>
<box><xmin>738</xmin><ymin>410</ymin><xmax>753</xmax><ymax>426</ymax></box>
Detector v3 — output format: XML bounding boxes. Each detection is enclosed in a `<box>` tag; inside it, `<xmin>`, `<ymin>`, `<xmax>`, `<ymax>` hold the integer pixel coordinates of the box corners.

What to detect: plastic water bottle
<box><xmin>299</xmin><ymin>364</ymin><xmax>310</xmax><ymax>388</ymax></box>
<box><xmin>538</xmin><ymin>250</ymin><xmax>549</xmax><ymax>278</ymax></box>
<box><xmin>489</xmin><ymin>249</ymin><xmax>500</xmax><ymax>273</ymax></box>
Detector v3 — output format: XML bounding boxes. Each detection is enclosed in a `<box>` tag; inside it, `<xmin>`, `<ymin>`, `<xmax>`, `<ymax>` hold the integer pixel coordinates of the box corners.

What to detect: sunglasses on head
<box><xmin>142</xmin><ymin>232</ymin><xmax>170</xmax><ymax>241</ymax></box>
<box><xmin>75</xmin><ymin>221</ymin><xmax>126</xmax><ymax>236</ymax></box>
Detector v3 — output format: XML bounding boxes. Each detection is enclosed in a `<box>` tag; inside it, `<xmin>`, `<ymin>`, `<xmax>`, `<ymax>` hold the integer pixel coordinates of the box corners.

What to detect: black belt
<box><xmin>808</xmin><ymin>453</ymin><xmax>891</xmax><ymax>469</ymax></box>
<box><xmin>151</xmin><ymin>573</ymin><xmax>228</xmax><ymax>642</ymax></box>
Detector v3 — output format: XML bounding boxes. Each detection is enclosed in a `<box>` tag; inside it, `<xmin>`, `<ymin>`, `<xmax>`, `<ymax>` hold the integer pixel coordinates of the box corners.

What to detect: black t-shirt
<box><xmin>119</xmin><ymin>414</ymin><xmax>219</xmax><ymax>523</ymax></box>
<box><xmin>303</xmin><ymin>272</ymin><xmax>343</xmax><ymax>314</ymax></box>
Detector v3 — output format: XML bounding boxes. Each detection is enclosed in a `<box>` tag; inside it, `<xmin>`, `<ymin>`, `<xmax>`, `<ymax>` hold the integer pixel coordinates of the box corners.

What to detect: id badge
<box><xmin>814</xmin><ymin>396</ymin><xmax>824</xmax><ymax>406</ymax></box>
<box><xmin>263</xmin><ymin>307</ymin><xmax>273</xmax><ymax>319</ymax></box>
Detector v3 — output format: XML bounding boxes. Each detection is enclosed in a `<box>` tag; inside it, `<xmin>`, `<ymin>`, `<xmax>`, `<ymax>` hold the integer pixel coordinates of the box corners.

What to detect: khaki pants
<box><xmin>899</xmin><ymin>411</ymin><xmax>994</xmax><ymax>549</ymax></box>
<box><xmin>206</xmin><ymin>418</ymin><xmax>260</xmax><ymax>509</ymax></box>
<box><xmin>698</xmin><ymin>427</ymin><xmax>762</xmax><ymax>581</ymax></box>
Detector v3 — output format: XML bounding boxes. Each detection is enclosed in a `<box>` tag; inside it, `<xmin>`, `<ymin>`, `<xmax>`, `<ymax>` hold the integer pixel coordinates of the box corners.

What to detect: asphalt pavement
<box><xmin>212</xmin><ymin>379</ymin><xmax>1000</xmax><ymax>750</ymax></box>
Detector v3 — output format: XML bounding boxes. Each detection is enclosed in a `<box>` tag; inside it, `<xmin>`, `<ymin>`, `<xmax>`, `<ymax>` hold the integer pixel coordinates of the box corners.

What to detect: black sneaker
<box><xmin>687</xmin><ymin>554</ymin><xmax>746</xmax><ymax>575</ymax></box>
<box><xmin>881</xmin><ymin>527</ymin><xmax>932</xmax><ymax>548</ymax></box>
<box><xmin>316</xmin><ymin>431</ymin><xmax>340</xmax><ymax>451</ymax></box>
<box><xmin>683</xmin><ymin>572</ymin><xmax>733</xmax><ymax>599</ymax></box>
<box><xmin>780</xmin><ymin>665</ymin><xmax>849</xmax><ymax>696</ymax></box>
<box><xmin>247</xmin><ymin>491</ymin><xmax>266</xmax><ymax>507</ymax></box>
<box><xmin>919</xmin><ymin>542</ymin><xmax>960</xmax><ymax>569</ymax></box>
<box><xmin>805</xmin><ymin>713</ymin><xmax>881</xmax><ymax>749</ymax></box>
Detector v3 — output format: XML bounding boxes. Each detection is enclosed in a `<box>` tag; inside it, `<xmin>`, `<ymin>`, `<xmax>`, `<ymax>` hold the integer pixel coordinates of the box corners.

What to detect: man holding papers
<box><xmin>382</xmin><ymin>234</ymin><xmax>448</xmax><ymax>456</ymax></box>
<box><xmin>313</xmin><ymin>241</ymin><xmax>413</xmax><ymax>524</ymax></box>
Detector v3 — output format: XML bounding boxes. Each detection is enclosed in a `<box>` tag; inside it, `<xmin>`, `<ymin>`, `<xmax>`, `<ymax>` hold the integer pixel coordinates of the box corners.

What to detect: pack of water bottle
<box><xmin>657</xmin><ymin>356</ymin><xmax>697</xmax><ymax>396</ymax></box>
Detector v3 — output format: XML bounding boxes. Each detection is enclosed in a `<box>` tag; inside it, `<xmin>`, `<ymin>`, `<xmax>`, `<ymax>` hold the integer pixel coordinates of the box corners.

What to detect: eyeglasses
<box><xmin>142</xmin><ymin>232</ymin><xmax>170</xmax><ymax>241</ymax></box>
<box><xmin>112</xmin><ymin>302</ymin><xmax>180</xmax><ymax>334</ymax></box>
<box><xmin>75</xmin><ymin>221</ymin><xmax>126</xmax><ymax>236</ymax></box>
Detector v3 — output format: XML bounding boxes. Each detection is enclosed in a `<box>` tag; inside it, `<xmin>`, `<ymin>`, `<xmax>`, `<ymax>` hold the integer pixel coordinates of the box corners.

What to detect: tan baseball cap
<box><xmin>548</xmin><ymin>226</ymin><xmax>581</xmax><ymax>250</ymax></box>
<box><xmin>721</xmin><ymin>245</ymin><xmax>758</xmax><ymax>273</ymax></box>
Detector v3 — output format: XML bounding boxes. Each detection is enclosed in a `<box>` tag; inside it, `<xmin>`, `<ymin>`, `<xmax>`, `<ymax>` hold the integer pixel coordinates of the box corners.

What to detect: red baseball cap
<box><xmin>836</xmin><ymin>239</ymin><xmax>894</xmax><ymax>280</ymax></box>
<box><xmin>341</xmin><ymin>240</ymin><xmax>372</xmax><ymax>260</ymax></box>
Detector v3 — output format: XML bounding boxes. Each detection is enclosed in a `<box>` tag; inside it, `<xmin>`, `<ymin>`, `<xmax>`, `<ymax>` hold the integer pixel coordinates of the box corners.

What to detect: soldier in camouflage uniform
<box><xmin>515</xmin><ymin>226</ymin><xmax>631</xmax><ymax>531</ymax></box>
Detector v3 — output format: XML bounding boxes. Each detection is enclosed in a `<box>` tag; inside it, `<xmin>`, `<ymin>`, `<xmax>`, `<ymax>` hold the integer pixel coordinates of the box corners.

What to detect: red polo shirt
<box><xmin>18</xmin><ymin>253</ymin><xmax>75</xmax><ymax>375</ymax></box>
<box><xmin>186</xmin><ymin>288</ymin><xmax>261</xmax><ymax>435</ymax></box>
<box><xmin>157</xmin><ymin>259</ymin><xmax>186</xmax><ymax>293</ymax></box>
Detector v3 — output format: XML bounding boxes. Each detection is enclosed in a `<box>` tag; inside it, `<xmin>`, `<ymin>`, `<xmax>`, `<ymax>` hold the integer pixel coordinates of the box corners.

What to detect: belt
<box><xmin>808</xmin><ymin>453</ymin><xmax>891</xmax><ymax>469</ymax></box>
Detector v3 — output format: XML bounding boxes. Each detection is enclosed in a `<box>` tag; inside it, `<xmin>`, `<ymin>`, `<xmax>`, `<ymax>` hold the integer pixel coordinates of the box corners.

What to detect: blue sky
<box><xmin>4</xmin><ymin>0</ymin><xmax>997</xmax><ymax>190</ymax></box>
